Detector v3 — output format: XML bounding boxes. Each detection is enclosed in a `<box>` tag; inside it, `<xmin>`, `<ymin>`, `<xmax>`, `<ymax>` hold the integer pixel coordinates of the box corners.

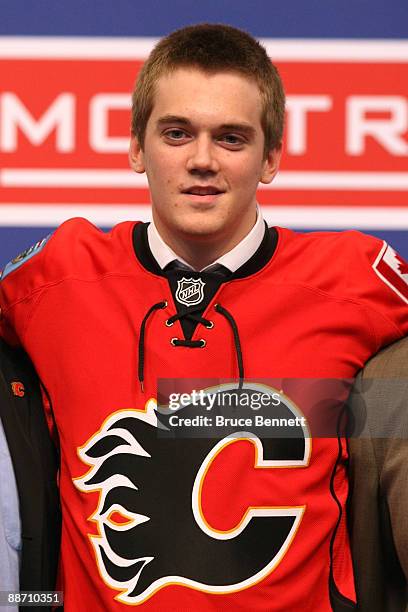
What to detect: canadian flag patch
<box><xmin>373</xmin><ymin>243</ymin><xmax>408</xmax><ymax>304</ymax></box>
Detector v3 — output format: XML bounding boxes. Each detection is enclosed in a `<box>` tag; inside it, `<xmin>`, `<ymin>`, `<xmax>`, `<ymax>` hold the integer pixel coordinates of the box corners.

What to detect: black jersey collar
<box><xmin>132</xmin><ymin>222</ymin><xmax>278</xmax><ymax>281</ymax></box>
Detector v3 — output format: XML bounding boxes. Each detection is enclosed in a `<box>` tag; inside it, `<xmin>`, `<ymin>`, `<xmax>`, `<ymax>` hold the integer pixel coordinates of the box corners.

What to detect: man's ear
<box><xmin>129</xmin><ymin>134</ymin><xmax>145</xmax><ymax>173</ymax></box>
<box><xmin>259</xmin><ymin>145</ymin><xmax>282</xmax><ymax>185</ymax></box>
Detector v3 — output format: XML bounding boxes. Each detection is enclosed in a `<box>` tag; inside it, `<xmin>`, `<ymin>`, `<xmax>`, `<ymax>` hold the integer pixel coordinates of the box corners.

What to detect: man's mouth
<box><xmin>182</xmin><ymin>186</ymin><xmax>224</xmax><ymax>196</ymax></box>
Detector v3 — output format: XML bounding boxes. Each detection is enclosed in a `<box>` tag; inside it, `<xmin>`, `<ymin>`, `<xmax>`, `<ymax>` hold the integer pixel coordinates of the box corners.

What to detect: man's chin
<box><xmin>175</xmin><ymin>219</ymin><xmax>227</xmax><ymax>241</ymax></box>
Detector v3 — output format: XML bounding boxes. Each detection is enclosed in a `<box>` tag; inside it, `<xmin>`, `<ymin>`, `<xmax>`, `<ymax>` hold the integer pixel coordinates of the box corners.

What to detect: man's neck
<box><xmin>158</xmin><ymin>237</ymin><xmax>238</xmax><ymax>271</ymax></box>
<box><xmin>148</xmin><ymin>208</ymin><xmax>265</xmax><ymax>272</ymax></box>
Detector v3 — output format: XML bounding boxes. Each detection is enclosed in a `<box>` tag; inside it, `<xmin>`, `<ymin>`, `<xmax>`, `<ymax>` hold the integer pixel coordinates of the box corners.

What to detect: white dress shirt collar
<box><xmin>147</xmin><ymin>206</ymin><xmax>265</xmax><ymax>273</ymax></box>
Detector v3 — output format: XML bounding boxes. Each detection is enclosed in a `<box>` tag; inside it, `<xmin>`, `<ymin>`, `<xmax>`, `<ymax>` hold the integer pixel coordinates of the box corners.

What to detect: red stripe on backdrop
<box><xmin>256</xmin><ymin>191</ymin><xmax>408</xmax><ymax>207</ymax></box>
<box><xmin>0</xmin><ymin>55</ymin><xmax>407</xmax><ymax>207</ymax></box>
<box><xmin>1</xmin><ymin>189</ymin><xmax>407</xmax><ymax>207</ymax></box>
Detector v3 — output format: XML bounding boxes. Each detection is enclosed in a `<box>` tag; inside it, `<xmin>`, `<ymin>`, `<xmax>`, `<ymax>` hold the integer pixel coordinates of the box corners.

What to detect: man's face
<box><xmin>130</xmin><ymin>68</ymin><xmax>281</xmax><ymax>253</ymax></box>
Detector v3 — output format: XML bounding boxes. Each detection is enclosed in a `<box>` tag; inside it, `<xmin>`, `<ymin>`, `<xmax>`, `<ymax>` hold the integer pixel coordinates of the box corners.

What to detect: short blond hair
<box><xmin>131</xmin><ymin>23</ymin><xmax>285</xmax><ymax>157</ymax></box>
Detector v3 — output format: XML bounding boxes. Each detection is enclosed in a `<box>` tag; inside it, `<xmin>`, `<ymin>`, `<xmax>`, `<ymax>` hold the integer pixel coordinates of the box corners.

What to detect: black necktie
<box><xmin>164</xmin><ymin>260</ymin><xmax>231</xmax><ymax>278</ymax></box>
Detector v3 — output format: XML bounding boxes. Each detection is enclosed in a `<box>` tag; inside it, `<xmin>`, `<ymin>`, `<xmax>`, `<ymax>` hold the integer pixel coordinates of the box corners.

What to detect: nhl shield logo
<box><xmin>175</xmin><ymin>277</ymin><xmax>205</xmax><ymax>306</ymax></box>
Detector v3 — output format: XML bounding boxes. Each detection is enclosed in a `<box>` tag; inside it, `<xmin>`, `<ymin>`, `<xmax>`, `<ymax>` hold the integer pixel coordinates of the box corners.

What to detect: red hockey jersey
<box><xmin>0</xmin><ymin>219</ymin><xmax>407</xmax><ymax>611</ymax></box>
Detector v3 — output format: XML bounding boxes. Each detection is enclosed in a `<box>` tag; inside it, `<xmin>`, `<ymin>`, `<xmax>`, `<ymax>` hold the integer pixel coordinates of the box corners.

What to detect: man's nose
<box><xmin>186</xmin><ymin>135</ymin><xmax>220</xmax><ymax>173</ymax></box>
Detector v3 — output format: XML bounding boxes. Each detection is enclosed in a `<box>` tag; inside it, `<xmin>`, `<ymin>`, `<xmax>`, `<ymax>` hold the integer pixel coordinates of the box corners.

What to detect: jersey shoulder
<box><xmin>0</xmin><ymin>218</ymin><xmax>137</xmax><ymax>308</ymax></box>
<box><xmin>275</xmin><ymin>228</ymin><xmax>390</xmax><ymax>298</ymax></box>
<box><xmin>275</xmin><ymin>227</ymin><xmax>408</xmax><ymax>338</ymax></box>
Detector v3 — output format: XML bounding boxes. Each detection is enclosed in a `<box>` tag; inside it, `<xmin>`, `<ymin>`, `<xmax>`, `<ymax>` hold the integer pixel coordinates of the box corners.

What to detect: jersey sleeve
<box><xmin>0</xmin><ymin>231</ymin><xmax>54</xmax><ymax>345</ymax></box>
<box><xmin>278</xmin><ymin>228</ymin><xmax>408</xmax><ymax>351</ymax></box>
<box><xmin>0</xmin><ymin>217</ymin><xmax>102</xmax><ymax>346</ymax></box>
<box><xmin>345</xmin><ymin>232</ymin><xmax>408</xmax><ymax>347</ymax></box>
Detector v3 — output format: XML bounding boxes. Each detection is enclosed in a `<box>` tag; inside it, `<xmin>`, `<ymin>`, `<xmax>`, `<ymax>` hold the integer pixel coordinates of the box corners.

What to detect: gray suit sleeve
<box><xmin>349</xmin><ymin>338</ymin><xmax>408</xmax><ymax>611</ymax></box>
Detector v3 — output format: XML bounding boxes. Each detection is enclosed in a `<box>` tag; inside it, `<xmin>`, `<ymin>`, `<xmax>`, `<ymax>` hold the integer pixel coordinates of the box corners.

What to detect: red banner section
<box><xmin>0</xmin><ymin>39</ymin><xmax>407</xmax><ymax>211</ymax></box>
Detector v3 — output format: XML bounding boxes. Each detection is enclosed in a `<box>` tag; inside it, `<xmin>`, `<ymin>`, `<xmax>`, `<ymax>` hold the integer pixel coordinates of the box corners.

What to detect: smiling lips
<box><xmin>181</xmin><ymin>186</ymin><xmax>225</xmax><ymax>203</ymax></box>
<box><xmin>183</xmin><ymin>186</ymin><xmax>223</xmax><ymax>195</ymax></box>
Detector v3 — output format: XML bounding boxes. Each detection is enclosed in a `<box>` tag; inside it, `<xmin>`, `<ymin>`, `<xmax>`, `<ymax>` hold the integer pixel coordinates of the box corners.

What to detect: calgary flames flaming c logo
<box><xmin>75</xmin><ymin>390</ymin><xmax>310</xmax><ymax>605</ymax></box>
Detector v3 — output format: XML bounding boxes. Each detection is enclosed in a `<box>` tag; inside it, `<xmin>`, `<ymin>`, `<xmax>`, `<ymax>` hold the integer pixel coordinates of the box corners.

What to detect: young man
<box><xmin>0</xmin><ymin>24</ymin><xmax>407</xmax><ymax>611</ymax></box>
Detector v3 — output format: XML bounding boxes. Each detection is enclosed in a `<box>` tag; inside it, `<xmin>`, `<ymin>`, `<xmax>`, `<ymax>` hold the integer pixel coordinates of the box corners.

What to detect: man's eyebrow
<box><xmin>156</xmin><ymin>115</ymin><xmax>191</xmax><ymax>126</ymax></box>
<box><xmin>219</xmin><ymin>123</ymin><xmax>256</xmax><ymax>136</ymax></box>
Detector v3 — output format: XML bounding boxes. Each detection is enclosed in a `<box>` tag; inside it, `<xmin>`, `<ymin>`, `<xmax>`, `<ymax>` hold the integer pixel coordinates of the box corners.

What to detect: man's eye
<box><xmin>163</xmin><ymin>129</ymin><xmax>188</xmax><ymax>140</ymax></box>
<box><xmin>219</xmin><ymin>134</ymin><xmax>245</xmax><ymax>146</ymax></box>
